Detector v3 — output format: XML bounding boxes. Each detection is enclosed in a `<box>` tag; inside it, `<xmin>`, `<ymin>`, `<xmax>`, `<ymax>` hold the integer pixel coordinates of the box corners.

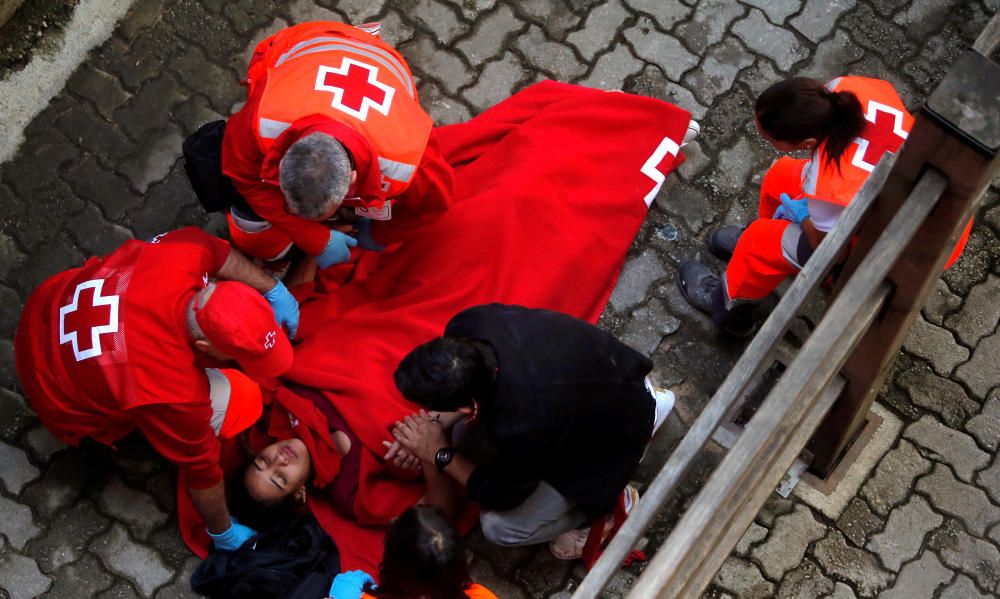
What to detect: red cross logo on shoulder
<box><xmin>850</xmin><ymin>101</ymin><xmax>909</xmax><ymax>173</ymax></box>
<box><xmin>59</xmin><ymin>279</ymin><xmax>120</xmax><ymax>362</ymax></box>
<box><xmin>264</xmin><ymin>330</ymin><xmax>277</xmax><ymax>349</ymax></box>
<box><xmin>314</xmin><ymin>57</ymin><xmax>395</xmax><ymax>121</ymax></box>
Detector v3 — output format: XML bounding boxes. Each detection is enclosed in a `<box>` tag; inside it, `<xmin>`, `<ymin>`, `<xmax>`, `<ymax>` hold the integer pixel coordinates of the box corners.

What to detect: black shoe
<box><xmin>677</xmin><ymin>260</ymin><xmax>722</xmax><ymax>314</ymax></box>
<box><xmin>707</xmin><ymin>225</ymin><xmax>743</xmax><ymax>261</ymax></box>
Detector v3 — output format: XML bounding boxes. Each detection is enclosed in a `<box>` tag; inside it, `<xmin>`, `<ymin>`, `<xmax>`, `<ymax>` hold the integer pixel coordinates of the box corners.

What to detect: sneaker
<box><xmin>549</xmin><ymin>486</ymin><xmax>639</xmax><ymax>560</ymax></box>
<box><xmin>677</xmin><ymin>260</ymin><xmax>722</xmax><ymax>315</ymax></box>
<box><xmin>706</xmin><ymin>225</ymin><xmax>744</xmax><ymax>261</ymax></box>
<box><xmin>682</xmin><ymin>120</ymin><xmax>700</xmax><ymax>146</ymax></box>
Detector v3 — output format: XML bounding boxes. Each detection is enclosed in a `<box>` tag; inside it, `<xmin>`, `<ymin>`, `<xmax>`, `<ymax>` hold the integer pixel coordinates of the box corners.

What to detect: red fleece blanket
<box><xmin>182</xmin><ymin>81</ymin><xmax>691</xmax><ymax>572</ymax></box>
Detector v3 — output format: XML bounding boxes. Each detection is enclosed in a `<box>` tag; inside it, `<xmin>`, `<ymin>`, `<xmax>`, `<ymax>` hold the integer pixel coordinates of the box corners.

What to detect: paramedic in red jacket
<box><xmin>15</xmin><ymin>228</ymin><xmax>296</xmax><ymax>552</ymax></box>
<box><xmin>222</xmin><ymin>21</ymin><xmax>454</xmax><ymax>270</ymax></box>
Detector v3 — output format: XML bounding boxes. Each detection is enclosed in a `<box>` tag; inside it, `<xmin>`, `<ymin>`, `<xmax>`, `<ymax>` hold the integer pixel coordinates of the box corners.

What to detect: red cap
<box><xmin>195</xmin><ymin>282</ymin><xmax>293</xmax><ymax>379</ymax></box>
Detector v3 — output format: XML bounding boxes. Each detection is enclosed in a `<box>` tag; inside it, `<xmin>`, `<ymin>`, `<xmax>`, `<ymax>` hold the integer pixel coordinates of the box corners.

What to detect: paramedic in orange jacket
<box><xmin>222</xmin><ymin>21</ymin><xmax>454</xmax><ymax>269</ymax></box>
<box><xmin>678</xmin><ymin>76</ymin><xmax>972</xmax><ymax>336</ymax></box>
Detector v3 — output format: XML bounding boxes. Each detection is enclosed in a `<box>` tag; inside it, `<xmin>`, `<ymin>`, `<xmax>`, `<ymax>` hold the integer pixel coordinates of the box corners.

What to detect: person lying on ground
<box><xmin>15</xmin><ymin>227</ymin><xmax>296</xmax><ymax>552</ymax></box>
<box><xmin>678</xmin><ymin>76</ymin><xmax>971</xmax><ymax>336</ymax></box>
<box><xmin>389</xmin><ymin>303</ymin><xmax>674</xmax><ymax>560</ymax></box>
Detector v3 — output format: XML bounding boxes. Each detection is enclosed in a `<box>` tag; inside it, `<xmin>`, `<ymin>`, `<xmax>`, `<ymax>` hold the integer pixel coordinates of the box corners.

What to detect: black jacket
<box><xmin>447</xmin><ymin>304</ymin><xmax>654</xmax><ymax>518</ymax></box>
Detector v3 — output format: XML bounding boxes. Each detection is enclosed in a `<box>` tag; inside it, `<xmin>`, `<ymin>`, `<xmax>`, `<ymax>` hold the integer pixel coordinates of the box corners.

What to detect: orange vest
<box><xmin>361</xmin><ymin>585</ymin><xmax>497</xmax><ymax>599</ymax></box>
<box><xmin>251</xmin><ymin>23</ymin><xmax>432</xmax><ymax>198</ymax></box>
<box><xmin>802</xmin><ymin>76</ymin><xmax>913</xmax><ymax>207</ymax></box>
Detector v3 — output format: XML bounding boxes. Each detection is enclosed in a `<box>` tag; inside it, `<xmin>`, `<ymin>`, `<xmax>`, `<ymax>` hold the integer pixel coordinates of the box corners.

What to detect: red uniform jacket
<box><xmin>15</xmin><ymin>228</ymin><xmax>232</xmax><ymax>489</ymax></box>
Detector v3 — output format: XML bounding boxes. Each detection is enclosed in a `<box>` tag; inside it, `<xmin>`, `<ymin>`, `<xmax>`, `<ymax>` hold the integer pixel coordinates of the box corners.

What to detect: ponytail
<box><xmin>755</xmin><ymin>77</ymin><xmax>866</xmax><ymax>169</ymax></box>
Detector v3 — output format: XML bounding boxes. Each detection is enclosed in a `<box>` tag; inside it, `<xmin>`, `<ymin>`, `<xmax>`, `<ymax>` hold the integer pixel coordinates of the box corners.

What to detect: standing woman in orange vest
<box><xmin>222</xmin><ymin>22</ymin><xmax>454</xmax><ymax>271</ymax></box>
<box><xmin>678</xmin><ymin>76</ymin><xmax>971</xmax><ymax>336</ymax></box>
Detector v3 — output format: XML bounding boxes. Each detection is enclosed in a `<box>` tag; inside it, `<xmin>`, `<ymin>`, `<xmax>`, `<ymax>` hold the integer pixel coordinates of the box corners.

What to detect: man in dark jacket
<box><xmin>390</xmin><ymin>304</ymin><xmax>673</xmax><ymax>559</ymax></box>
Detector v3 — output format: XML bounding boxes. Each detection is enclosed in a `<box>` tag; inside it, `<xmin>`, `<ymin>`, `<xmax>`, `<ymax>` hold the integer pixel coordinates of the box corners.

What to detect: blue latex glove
<box><xmin>316</xmin><ymin>229</ymin><xmax>359</xmax><ymax>269</ymax></box>
<box><xmin>328</xmin><ymin>570</ymin><xmax>375</xmax><ymax>599</ymax></box>
<box><xmin>208</xmin><ymin>517</ymin><xmax>257</xmax><ymax>552</ymax></box>
<box><xmin>772</xmin><ymin>193</ymin><xmax>810</xmax><ymax>224</ymax></box>
<box><xmin>263</xmin><ymin>280</ymin><xmax>299</xmax><ymax>339</ymax></box>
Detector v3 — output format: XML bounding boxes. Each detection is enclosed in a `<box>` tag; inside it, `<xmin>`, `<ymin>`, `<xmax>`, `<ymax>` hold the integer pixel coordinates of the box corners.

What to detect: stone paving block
<box><xmin>65</xmin><ymin>155</ymin><xmax>140</xmax><ymax>222</ymax></box>
<box><xmin>0</xmin><ymin>550</ymin><xmax>52</xmax><ymax>599</ymax></box>
<box><xmin>0</xmin><ymin>389</ymin><xmax>35</xmax><ymax>444</ymax></box>
<box><xmin>0</xmin><ymin>231</ymin><xmax>27</xmax><ymax>285</ymax></box>
<box><xmin>26</xmin><ymin>499</ymin><xmax>111</xmax><ymax>574</ymax></box>
<box><xmin>407</xmin><ymin>0</ymin><xmax>469</xmax><ymax>45</ymax></box>
<box><xmin>622</xmin><ymin>0</ymin><xmax>691</xmax><ymax>30</ymax></box>
<box><xmin>789</xmin><ymin>0</ymin><xmax>856</xmax><ymax>43</ymax></box>
<box><xmin>942</xmin><ymin>226</ymin><xmax>1000</xmax><ymax>298</ymax></box>
<box><xmin>620</xmin><ymin>299</ymin><xmax>680</xmax><ymax>356</ymax></box>
<box><xmin>463</xmin><ymin>53</ymin><xmax>525</xmax><ymax>111</ymax></box>
<box><xmin>514</xmin><ymin>0</ymin><xmax>580</xmax><ymax>38</ymax></box>
<box><xmin>287</xmin><ymin>0</ymin><xmax>341</xmax><ymax>23</ymax></box>
<box><xmin>456</xmin><ymin>4</ymin><xmax>523</xmax><ymax>64</ymax></box>
<box><xmin>976</xmin><ymin>455</ymin><xmax>1000</xmax><ymax>505</ymax></box>
<box><xmin>916</xmin><ymin>464</ymin><xmax>1000</xmax><ymax>536</ymax></box>
<box><xmin>327</xmin><ymin>0</ymin><xmax>386</xmax><ymax>22</ymax></box>
<box><xmin>674</xmin><ymin>0</ymin><xmax>745</xmax><ymax>54</ymax></box>
<box><xmin>147</xmin><ymin>524</ymin><xmax>194</xmax><ymax>573</ymax></box>
<box><xmin>578</xmin><ymin>44</ymin><xmax>643</xmax><ymax>90</ymax></box>
<box><xmin>67</xmin><ymin>203</ymin><xmax>135</xmax><ymax>257</ymax></box>
<box><xmin>659</xmin><ymin>180</ymin><xmax>715</xmax><ymax>234</ymax></box>
<box><xmin>97</xmin><ymin>476</ymin><xmax>169</xmax><ymax>541</ymax></box>
<box><xmin>45</xmin><ymin>553</ymin><xmax>116</xmax><ymax>598</ymax></box>
<box><xmin>512</xmin><ymin>547</ymin><xmax>574</xmax><ymax>596</ymax></box>
<box><xmin>118</xmin><ymin>0</ymin><xmax>165</xmax><ymax>41</ymax></box>
<box><xmin>837</xmin><ymin>498</ymin><xmax>884</xmax><ymax>548</ymax></box>
<box><xmin>878</xmin><ymin>550</ymin><xmax>951</xmax><ymax>599</ymax></box>
<box><xmin>171</xmin><ymin>95</ymin><xmax>225</xmax><ymax>136</ymax></box>
<box><xmin>98</xmin><ymin>580</ymin><xmax>143</xmax><ymax>599</ymax></box>
<box><xmin>945</xmin><ymin>274</ymin><xmax>1000</xmax><ymax>347</ymax></box>
<box><xmin>401</xmin><ymin>36</ymin><xmax>474</xmax><ymax>95</ymax></box>
<box><xmin>829</xmin><ymin>582</ymin><xmax>857</xmax><ymax>599</ymax></box>
<box><xmin>713</xmin><ymin>556</ymin><xmax>774</xmax><ymax>599</ymax></box>
<box><xmin>119</xmin><ymin>123</ymin><xmax>185</xmax><ymax>195</ymax></box>
<box><xmin>732</xmin><ymin>9</ymin><xmax>809</xmax><ymax>72</ymax></box>
<box><xmin>811</xmin><ymin>530</ymin><xmax>892</xmax><ymax>598</ymax></box>
<box><xmin>740</xmin><ymin>0</ymin><xmax>801</xmax><ymax>24</ymax></box>
<box><xmin>467</xmin><ymin>551</ymin><xmax>529</xmax><ymax>598</ymax></box>
<box><xmin>954</xmin><ymin>330</ymin><xmax>1000</xmax><ymax>399</ymax></box>
<box><xmin>0</xmin><ymin>285</ymin><xmax>21</xmax><ymax>339</ymax></box>
<box><xmin>682</xmin><ymin>37</ymin><xmax>754</xmax><ymax>106</ymax></box>
<box><xmin>866</xmin><ymin>495</ymin><xmax>942</xmax><ymax>570</ymax></box>
<box><xmin>566</xmin><ymin>0</ymin><xmax>629</xmax><ymax>61</ymax></box>
<box><xmin>67</xmin><ymin>65</ymin><xmax>132</xmax><ymax>120</ymax></box>
<box><xmin>775</xmin><ymin>559</ymin><xmax>835</xmax><ymax>598</ymax></box>
<box><xmin>627</xmin><ymin>66</ymin><xmax>708</xmax><ymax>121</ymax></box>
<box><xmin>108</xmin><ymin>38</ymin><xmax>167</xmax><ymax>91</ymax></box>
<box><xmin>967</xmin><ymin>392</ymin><xmax>1000</xmax><ymax>452</ymax></box>
<box><xmin>170</xmin><ymin>0</ymin><xmax>241</xmax><ymax>60</ymax></box>
<box><xmin>221</xmin><ymin>0</ymin><xmax>276</xmax><ymax>36</ymax></box>
<box><xmin>170</xmin><ymin>46</ymin><xmax>242</xmax><ymax>115</ymax></box>
<box><xmin>750</xmin><ymin>504</ymin><xmax>826</xmax><ymax>581</ymax></box>
<box><xmin>2</xmin><ymin>181</ymin><xmax>86</xmax><ymax>259</ymax></box>
<box><xmin>115</xmin><ymin>75</ymin><xmax>190</xmax><ymax>141</ymax></box>
<box><xmin>4</xmin><ymin>128</ymin><xmax>80</xmax><ymax>198</ymax></box>
<box><xmin>0</xmin><ymin>440</ymin><xmax>40</xmax><ymax>495</ymax></box>
<box><xmin>417</xmin><ymin>81</ymin><xmax>472</xmax><ymax>126</ymax></box>
<box><xmin>625</xmin><ymin>17</ymin><xmax>699</xmax><ymax>81</ymax></box>
<box><xmin>839</xmin><ymin>4</ymin><xmax>916</xmax><ymax>66</ymax></box>
<box><xmin>675</xmin><ymin>141</ymin><xmax>711</xmax><ymax>182</ymax></box>
<box><xmin>709</xmin><ymin>137</ymin><xmax>759</xmax><ymax>195</ymax></box>
<box><xmin>896</xmin><ymin>362</ymin><xmax>979</xmax><ymax>428</ymax></box>
<box><xmin>734</xmin><ymin>522</ymin><xmax>767</xmax><ymax>556</ymax></box>
<box><xmin>23</xmin><ymin>426</ymin><xmax>67</xmax><ymax>465</ymax></box>
<box><xmin>11</xmin><ymin>231</ymin><xmax>87</xmax><ymax>295</ymax></box>
<box><xmin>922</xmin><ymin>279</ymin><xmax>961</xmax><ymax>326</ymax></box>
<box><xmin>609</xmin><ymin>249</ymin><xmax>666</xmax><ymax>313</ymax></box>
<box><xmin>928</xmin><ymin>519</ymin><xmax>1000</xmax><ymax>593</ymax></box>
<box><xmin>56</xmin><ymin>103</ymin><xmax>136</xmax><ymax>167</ymax></box>
<box><xmin>515</xmin><ymin>26</ymin><xmax>587</xmax><ymax>81</ymax></box>
<box><xmin>0</xmin><ymin>339</ymin><xmax>16</xmax><ymax>389</ymax></box>
<box><xmin>738</xmin><ymin>58</ymin><xmax>782</xmax><ymax>99</ymax></box>
<box><xmin>152</xmin><ymin>556</ymin><xmax>200</xmax><ymax>599</ymax></box>
<box><xmin>0</xmin><ymin>496</ymin><xmax>41</xmax><ymax>551</ymax></box>
<box><xmin>20</xmin><ymin>449</ymin><xmax>108</xmax><ymax>521</ymax></box>
<box><xmin>892</xmin><ymin>0</ymin><xmax>963</xmax><ymax>38</ymax></box>
<box><xmin>439</xmin><ymin>0</ymin><xmax>497</xmax><ymax>20</ymax></box>
<box><xmin>903</xmin><ymin>415</ymin><xmax>990</xmax><ymax>482</ymax></box>
<box><xmin>91</xmin><ymin>523</ymin><xmax>173</xmax><ymax>598</ymax></box>
<box><xmin>861</xmin><ymin>440</ymin><xmax>931</xmax><ymax>517</ymax></box>
<box><xmin>901</xmin><ymin>317</ymin><xmax>968</xmax><ymax>377</ymax></box>
<box><xmin>938</xmin><ymin>574</ymin><xmax>993</xmax><ymax>599</ymax></box>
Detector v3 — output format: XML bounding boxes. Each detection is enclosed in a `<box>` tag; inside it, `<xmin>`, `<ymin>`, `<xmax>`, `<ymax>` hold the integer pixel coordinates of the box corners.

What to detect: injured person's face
<box><xmin>244</xmin><ymin>438</ymin><xmax>312</xmax><ymax>504</ymax></box>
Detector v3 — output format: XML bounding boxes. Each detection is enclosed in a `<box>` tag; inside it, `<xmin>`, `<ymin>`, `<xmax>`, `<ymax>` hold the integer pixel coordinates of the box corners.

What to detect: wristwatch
<box><xmin>434</xmin><ymin>447</ymin><xmax>455</xmax><ymax>472</ymax></box>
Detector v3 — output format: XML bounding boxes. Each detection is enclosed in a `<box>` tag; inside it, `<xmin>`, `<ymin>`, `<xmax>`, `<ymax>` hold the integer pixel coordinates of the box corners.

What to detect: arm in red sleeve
<box><xmin>132</xmin><ymin>401</ymin><xmax>224</xmax><ymax>490</ymax></box>
<box><xmin>370</xmin><ymin>131</ymin><xmax>454</xmax><ymax>247</ymax></box>
<box><xmin>152</xmin><ymin>227</ymin><xmax>231</xmax><ymax>273</ymax></box>
<box><xmin>235</xmin><ymin>180</ymin><xmax>332</xmax><ymax>257</ymax></box>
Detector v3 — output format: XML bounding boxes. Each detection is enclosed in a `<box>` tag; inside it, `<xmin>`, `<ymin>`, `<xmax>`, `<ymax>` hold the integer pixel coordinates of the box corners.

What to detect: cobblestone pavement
<box><xmin>1</xmin><ymin>0</ymin><xmax>999</xmax><ymax>597</ymax></box>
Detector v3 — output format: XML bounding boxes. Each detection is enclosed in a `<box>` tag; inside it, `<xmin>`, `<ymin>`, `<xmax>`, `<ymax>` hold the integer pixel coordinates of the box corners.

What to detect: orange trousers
<box><xmin>725</xmin><ymin>157</ymin><xmax>972</xmax><ymax>302</ymax></box>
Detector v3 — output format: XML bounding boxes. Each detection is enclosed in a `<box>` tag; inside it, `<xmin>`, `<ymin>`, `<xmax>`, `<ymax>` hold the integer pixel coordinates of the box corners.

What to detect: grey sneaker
<box><xmin>707</xmin><ymin>225</ymin><xmax>744</xmax><ymax>261</ymax></box>
<box><xmin>677</xmin><ymin>260</ymin><xmax>722</xmax><ymax>314</ymax></box>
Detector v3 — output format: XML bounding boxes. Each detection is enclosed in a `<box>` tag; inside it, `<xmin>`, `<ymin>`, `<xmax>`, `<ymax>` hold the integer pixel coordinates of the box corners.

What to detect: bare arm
<box><xmin>215</xmin><ymin>248</ymin><xmax>278</xmax><ymax>294</ymax></box>
<box><xmin>801</xmin><ymin>218</ymin><xmax>826</xmax><ymax>250</ymax></box>
<box><xmin>188</xmin><ymin>481</ymin><xmax>233</xmax><ymax>534</ymax></box>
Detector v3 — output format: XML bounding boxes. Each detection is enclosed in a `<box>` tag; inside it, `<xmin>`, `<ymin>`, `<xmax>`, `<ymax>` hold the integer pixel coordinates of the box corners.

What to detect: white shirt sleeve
<box><xmin>807</xmin><ymin>199</ymin><xmax>845</xmax><ymax>232</ymax></box>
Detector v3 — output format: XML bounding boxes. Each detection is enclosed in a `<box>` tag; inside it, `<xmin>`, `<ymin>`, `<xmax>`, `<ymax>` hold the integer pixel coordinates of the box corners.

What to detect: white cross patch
<box><xmin>314</xmin><ymin>57</ymin><xmax>395</xmax><ymax>121</ymax></box>
<box><xmin>264</xmin><ymin>330</ymin><xmax>277</xmax><ymax>349</ymax></box>
<box><xmin>641</xmin><ymin>136</ymin><xmax>681</xmax><ymax>207</ymax></box>
<box><xmin>58</xmin><ymin>279</ymin><xmax>120</xmax><ymax>362</ymax></box>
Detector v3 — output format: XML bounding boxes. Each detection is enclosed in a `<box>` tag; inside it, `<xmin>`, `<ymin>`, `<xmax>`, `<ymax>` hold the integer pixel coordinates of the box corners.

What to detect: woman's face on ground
<box><xmin>244</xmin><ymin>438</ymin><xmax>311</xmax><ymax>503</ymax></box>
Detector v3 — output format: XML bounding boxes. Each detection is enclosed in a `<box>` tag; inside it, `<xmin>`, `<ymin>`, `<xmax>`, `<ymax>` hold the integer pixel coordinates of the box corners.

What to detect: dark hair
<box><xmin>754</xmin><ymin>77</ymin><xmax>866</xmax><ymax>169</ymax></box>
<box><xmin>370</xmin><ymin>506</ymin><xmax>471</xmax><ymax>599</ymax></box>
<box><xmin>226</xmin><ymin>469</ymin><xmax>300</xmax><ymax>531</ymax></box>
<box><xmin>394</xmin><ymin>337</ymin><xmax>493</xmax><ymax>411</ymax></box>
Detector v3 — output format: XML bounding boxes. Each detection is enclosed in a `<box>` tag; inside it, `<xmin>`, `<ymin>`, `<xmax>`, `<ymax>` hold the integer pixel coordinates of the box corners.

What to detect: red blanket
<box><xmin>181</xmin><ymin>81</ymin><xmax>691</xmax><ymax>572</ymax></box>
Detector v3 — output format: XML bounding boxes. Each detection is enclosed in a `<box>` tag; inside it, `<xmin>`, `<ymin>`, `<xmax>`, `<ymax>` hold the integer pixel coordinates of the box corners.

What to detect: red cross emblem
<box><xmin>850</xmin><ymin>101</ymin><xmax>909</xmax><ymax>173</ymax></box>
<box><xmin>314</xmin><ymin>58</ymin><xmax>395</xmax><ymax>121</ymax></box>
<box><xmin>641</xmin><ymin>136</ymin><xmax>681</xmax><ymax>207</ymax></box>
<box><xmin>59</xmin><ymin>279</ymin><xmax>120</xmax><ymax>362</ymax></box>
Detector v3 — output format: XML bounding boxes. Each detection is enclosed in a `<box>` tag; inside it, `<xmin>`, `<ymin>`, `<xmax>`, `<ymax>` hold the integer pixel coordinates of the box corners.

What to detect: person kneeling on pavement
<box><xmin>15</xmin><ymin>227</ymin><xmax>297</xmax><ymax>552</ymax></box>
<box><xmin>387</xmin><ymin>303</ymin><xmax>674</xmax><ymax>560</ymax></box>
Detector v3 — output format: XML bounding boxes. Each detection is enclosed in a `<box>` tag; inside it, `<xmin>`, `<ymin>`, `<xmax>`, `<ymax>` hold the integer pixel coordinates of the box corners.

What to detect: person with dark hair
<box><xmin>221</xmin><ymin>21</ymin><xmax>453</xmax><ymax>272</ymax></box>
<box><xmin>325</xmin><ymin>506</ymin><xmax>496</xmax><ymax>599</ymax></box>
<box><xmin>677</xmin><ymin>76</ymin><xmax>971</xmax><ymax>336</ymax></box>
<box><xmin>387</xmin><ymin>303</ymin><xmax>674</xmax><ymax>561</ymax></box>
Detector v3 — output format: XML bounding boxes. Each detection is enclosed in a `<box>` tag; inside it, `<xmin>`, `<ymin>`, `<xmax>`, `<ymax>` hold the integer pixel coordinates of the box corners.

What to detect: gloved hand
<box><xmin>263</xmin><ymin>280</ymin><xmax>299</xmax><ymax>339</ymax></box>
<box><xmin>316</xmin><ymin>229</ymin><xmax>358</xmax><ymax>269</ymax></box>
<box><xmin>772</xmin><ymin>193</ymin><xmax>810</xmax><ymax>224</ymax></box>
<box><xmin>328</xmin><ymin>570</ymin><xmax>375</xmax><ymax>599</ymax></box>
<box><xmin>208</xmin><ymin>517</ymin><xmax>257</xmax><ymax>552</ymax></box>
